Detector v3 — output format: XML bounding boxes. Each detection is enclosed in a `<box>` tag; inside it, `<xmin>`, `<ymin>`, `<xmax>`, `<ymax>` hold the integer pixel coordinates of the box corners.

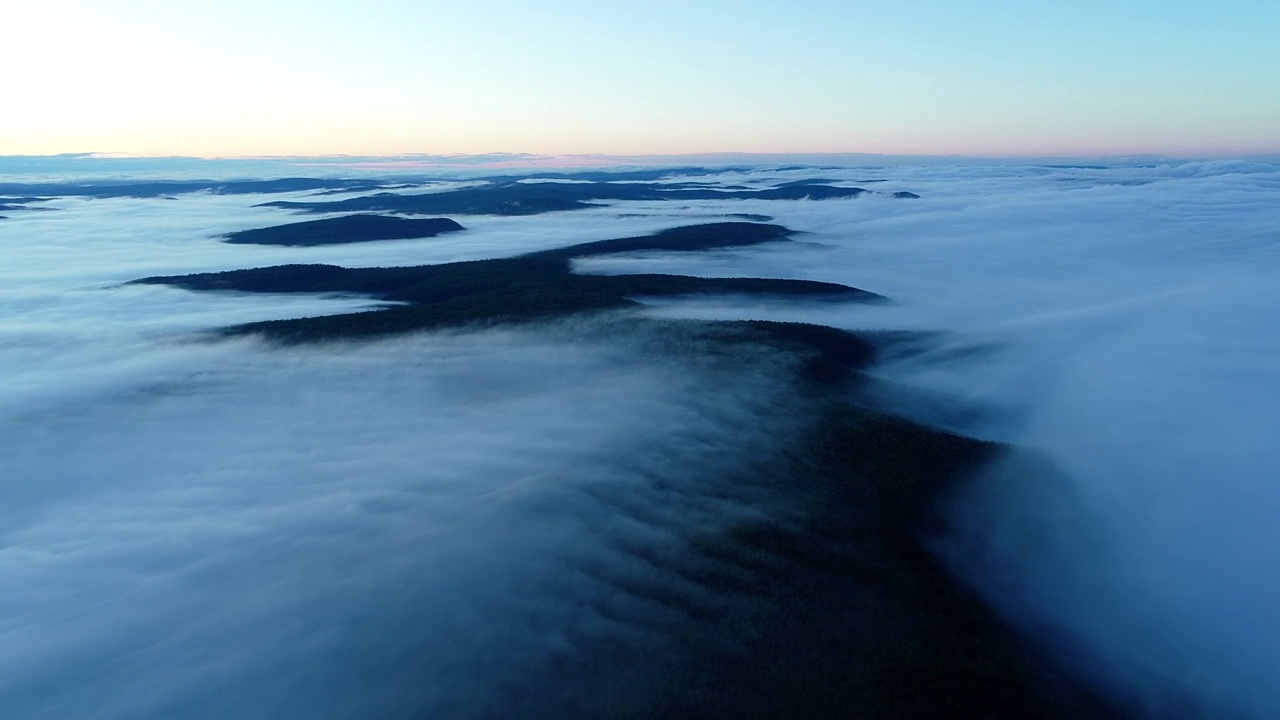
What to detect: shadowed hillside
<box><xmin>132</xmin><ymin>219</ymin><xmax>1125</xmax><ymax>718</ymax></box>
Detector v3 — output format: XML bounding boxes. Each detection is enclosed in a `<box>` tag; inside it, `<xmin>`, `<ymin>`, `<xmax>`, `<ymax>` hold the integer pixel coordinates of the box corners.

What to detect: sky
<box><xmin>2</xmin><ymin>0</ymin><xmax>1278</xmax><ymax>158</ymax></box>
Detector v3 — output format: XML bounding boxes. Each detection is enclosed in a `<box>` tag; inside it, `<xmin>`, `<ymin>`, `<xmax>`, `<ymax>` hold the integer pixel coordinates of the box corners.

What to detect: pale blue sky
<box><xmin>3</xmin><ymin>0</ymin><xmax>1276</xmax><ymax>157</ymax></box>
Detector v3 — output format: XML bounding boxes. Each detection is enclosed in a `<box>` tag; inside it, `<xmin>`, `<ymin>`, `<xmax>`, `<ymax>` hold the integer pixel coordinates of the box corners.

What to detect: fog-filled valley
<box><xmin>1</xmin><ymin>159</ymin><xmax>1277</xmax><ymax>718</ymax></box>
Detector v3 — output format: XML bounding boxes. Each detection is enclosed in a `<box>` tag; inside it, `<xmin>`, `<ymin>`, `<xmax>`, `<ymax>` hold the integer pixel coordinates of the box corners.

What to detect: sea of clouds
<box><xmin>0</xmin><ymin>187</ymin><xmax>820</xmax><ymax>718</ymax></box>
<box><xmin>1</xmin><ymin>159</ymin><xmax>1277</xmax><ymax>717</ymax></box>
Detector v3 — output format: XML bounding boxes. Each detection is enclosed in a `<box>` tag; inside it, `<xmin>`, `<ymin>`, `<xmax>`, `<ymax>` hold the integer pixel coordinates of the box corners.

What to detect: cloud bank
<box><xmin>572</xmin><ymin>160</ymin><xmax>1280</xmax><ymax>717</ymax></box>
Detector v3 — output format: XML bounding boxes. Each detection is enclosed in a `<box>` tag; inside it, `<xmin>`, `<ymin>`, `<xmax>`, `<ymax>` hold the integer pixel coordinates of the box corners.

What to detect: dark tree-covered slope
<box><xmin>136</xmin><ymin>222</ymin><xmax>882</xmax><ymax>345</ymax></box>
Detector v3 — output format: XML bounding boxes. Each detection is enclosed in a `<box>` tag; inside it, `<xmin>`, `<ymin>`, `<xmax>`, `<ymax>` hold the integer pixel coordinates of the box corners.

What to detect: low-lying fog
<box><xmin>1</xmin><ymin>159</ymin><xmax>1276</xmax><ymax>717</ymax></box>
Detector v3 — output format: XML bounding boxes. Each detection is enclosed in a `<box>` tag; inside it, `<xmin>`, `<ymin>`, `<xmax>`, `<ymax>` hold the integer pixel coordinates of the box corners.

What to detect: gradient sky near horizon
<box><xmin>3</xmin><ymin>0</ymin><xmax>1277</xmax><ymax>158</ymax></box>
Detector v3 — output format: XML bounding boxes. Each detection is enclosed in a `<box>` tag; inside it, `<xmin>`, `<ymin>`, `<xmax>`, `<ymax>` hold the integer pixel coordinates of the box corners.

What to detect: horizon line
<box><xmin>3</xmin><ymin>150</ymin><xmax>1279</xmax><ymax>165</ymax></box>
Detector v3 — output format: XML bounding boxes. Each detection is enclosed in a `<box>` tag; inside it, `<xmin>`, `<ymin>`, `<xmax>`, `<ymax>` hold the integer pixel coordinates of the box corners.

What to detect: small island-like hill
<box><xmin>223</xmin><ymin>214</ymin><xmax>464</xmax><ymax>246</ymax></box>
